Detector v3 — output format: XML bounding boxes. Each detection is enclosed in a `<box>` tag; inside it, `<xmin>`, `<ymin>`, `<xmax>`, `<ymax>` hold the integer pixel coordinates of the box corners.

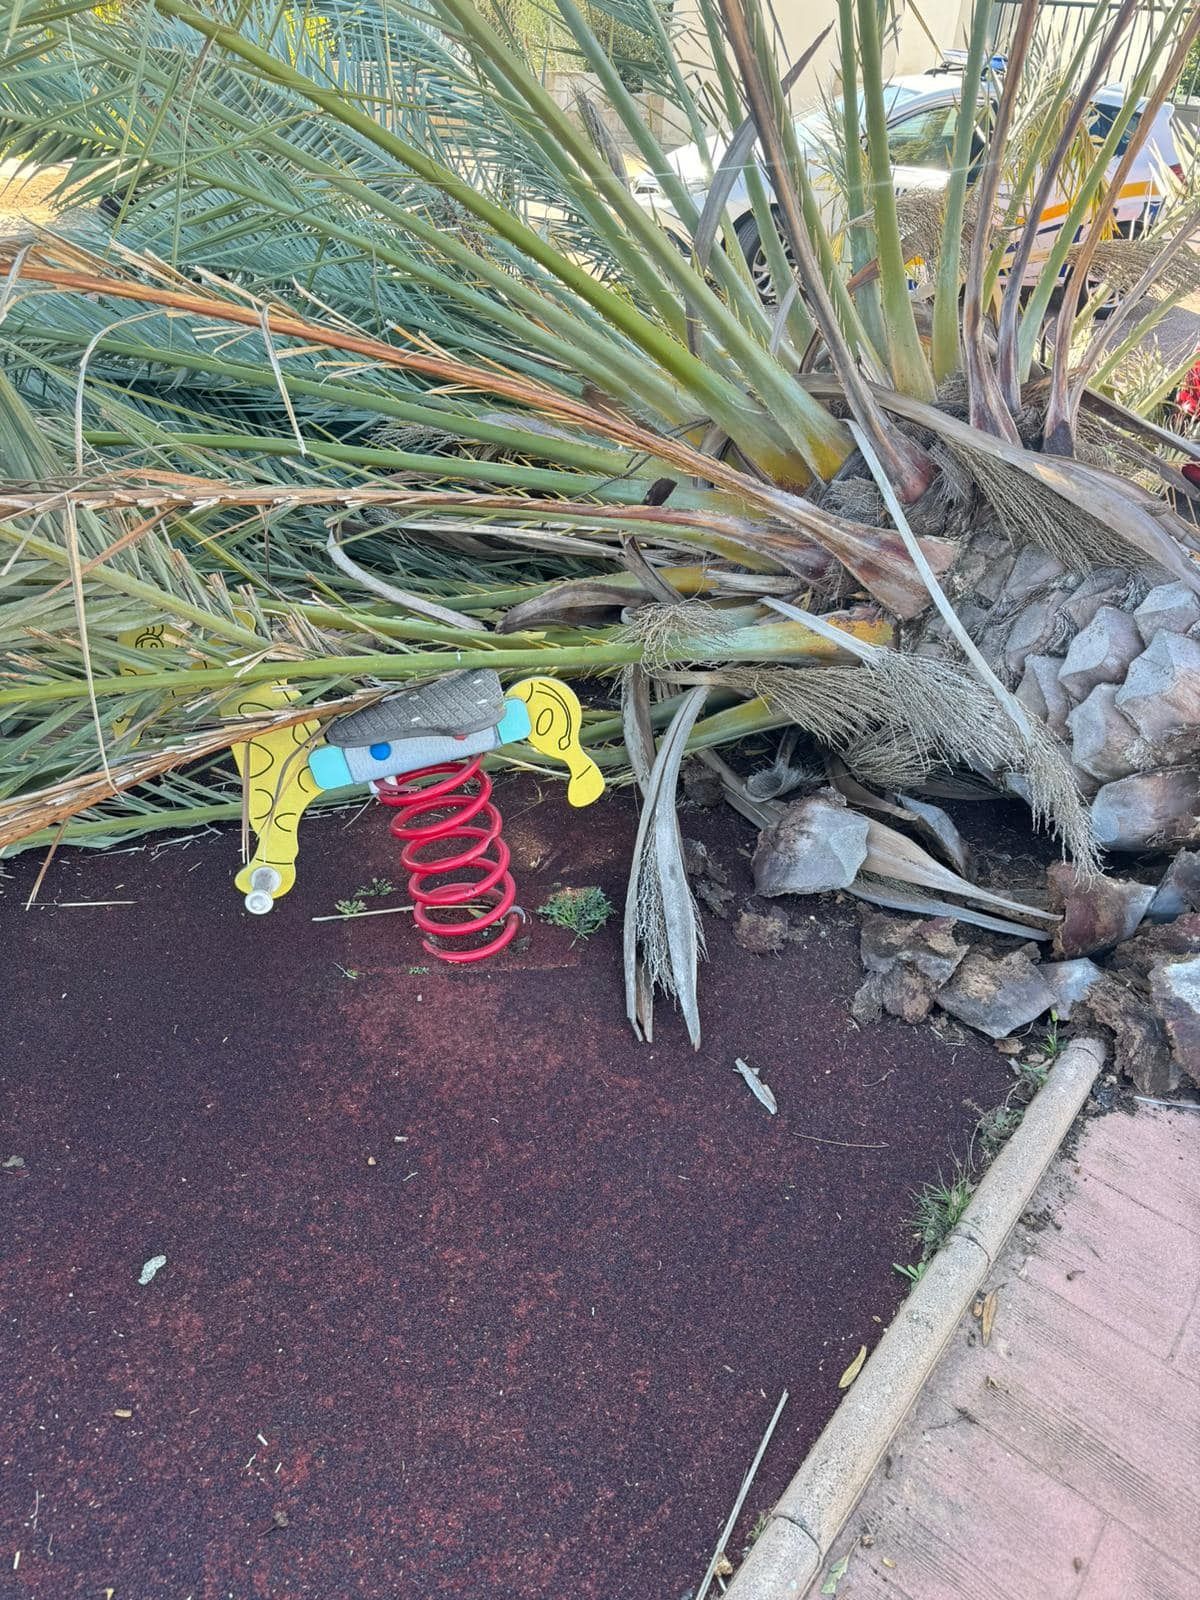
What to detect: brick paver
<box><xmin>807</xmin><ymin>1106</ymin><xmax>1200</xmax><ymax>1600</ymax></box>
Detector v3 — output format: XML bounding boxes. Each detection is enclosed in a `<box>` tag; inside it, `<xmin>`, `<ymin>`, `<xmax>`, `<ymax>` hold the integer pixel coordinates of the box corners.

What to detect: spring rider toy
<box><xmin>237</xmin><ymin>669</ymin><xmax>604</xmax><ymax>964</ymax></box>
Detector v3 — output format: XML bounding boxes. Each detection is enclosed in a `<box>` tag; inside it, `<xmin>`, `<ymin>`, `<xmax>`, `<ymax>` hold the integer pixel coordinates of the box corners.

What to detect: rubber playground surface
<box><xmin>0</xmin><ymin>781</ymin><xmax>1011</xmax><ymax>1598</ymax></box>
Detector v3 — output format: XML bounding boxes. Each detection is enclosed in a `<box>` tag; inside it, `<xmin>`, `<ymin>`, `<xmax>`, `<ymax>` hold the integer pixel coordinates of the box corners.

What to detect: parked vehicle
<box><xmin>631</xmin><ymin>57</ymin><xmax>1184</xmax><ymax>298</ymax></box>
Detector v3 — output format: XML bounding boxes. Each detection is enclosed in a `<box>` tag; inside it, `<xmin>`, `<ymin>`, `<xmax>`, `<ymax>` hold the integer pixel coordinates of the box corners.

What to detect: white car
<box><xmin>632</xmin><ymin>60</ymin><xmax>1183</xmax><ymax>297</ymax></box>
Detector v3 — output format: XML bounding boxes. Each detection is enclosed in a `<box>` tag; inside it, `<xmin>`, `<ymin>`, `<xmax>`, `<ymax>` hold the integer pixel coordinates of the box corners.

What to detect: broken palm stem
<box><xmin>624</xmin><ymin>686</ymin><xmax>709</xmax><ymax>1048</ymax></box>
<box><xmin>695</xmin><ymin>1389</ymin><xmax>789</xmax><ymax>1600</ymax></box>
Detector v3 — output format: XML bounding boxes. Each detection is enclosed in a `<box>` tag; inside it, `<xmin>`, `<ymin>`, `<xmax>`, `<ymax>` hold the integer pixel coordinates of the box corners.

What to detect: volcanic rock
<box><xmin>936</xmin><ymin>949</ymin><xmax>1056</xmax><ymax>1039</ymax></box>
<box><xmin>1091</xmin><ymin>769</ymin><xmax>1200</xmax><ymax>852</ymax></box>
<box><xmin>752</xmin><ymin>792</ymin><xmax>869</xmax><ymax>897</ymax></box>
<box><xmin>1057</xmin><ymin>606</ymin><xmax>1145</xmax><ymax>701</ymax></box>
<box><xmin>1046</xmin><ymin>861</ymin><xmax>1155</xmax><ymax>957</ymax></box>
<box><xmin>1151</xmin><ymin>957</ymin><xmax>1200</xmax><ymax>1088</ymax></box>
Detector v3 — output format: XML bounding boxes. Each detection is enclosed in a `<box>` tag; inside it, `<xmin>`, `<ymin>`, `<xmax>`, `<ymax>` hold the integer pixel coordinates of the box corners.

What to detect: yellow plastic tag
<box><xmin>510</xmin><ymin>677</ymin><xmax>604</xmax><ymax>808</ymax></box>
<box><xmin>227</xmin><ymin>681</ymin><xmax>323</xmax><ymax>910</ymax></box>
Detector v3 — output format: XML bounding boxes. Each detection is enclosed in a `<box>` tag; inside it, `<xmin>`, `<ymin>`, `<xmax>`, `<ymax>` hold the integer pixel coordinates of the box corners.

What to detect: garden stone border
<box><xmin>725</xmin><ymin>1036</ymin><xmax>1107</xmax><ymax>1600</ymax></box>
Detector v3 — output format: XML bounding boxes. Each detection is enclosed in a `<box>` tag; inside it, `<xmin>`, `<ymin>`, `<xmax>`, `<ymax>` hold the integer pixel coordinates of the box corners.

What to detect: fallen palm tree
<box><xmin>1</xmin><ymin>0</ymin><xmax>1198</xmax><ymax>1041</ymax></box>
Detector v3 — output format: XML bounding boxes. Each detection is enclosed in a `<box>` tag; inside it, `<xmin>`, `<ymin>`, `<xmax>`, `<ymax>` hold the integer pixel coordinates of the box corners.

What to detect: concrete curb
<box><xmin>724</xmin><ymin>1036</ymin><xmax>1107</xmax><ymax>1600</ymax></box>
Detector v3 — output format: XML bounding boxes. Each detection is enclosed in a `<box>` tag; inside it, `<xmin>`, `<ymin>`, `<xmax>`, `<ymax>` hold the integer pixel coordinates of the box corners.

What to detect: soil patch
<box><xmin>0</xmin><ymin>780</ymin><xmax>1011</xmax><ymax>1599</ymax></box>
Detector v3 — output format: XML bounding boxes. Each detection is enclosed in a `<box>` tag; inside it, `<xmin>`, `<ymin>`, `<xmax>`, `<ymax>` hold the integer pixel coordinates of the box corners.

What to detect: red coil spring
<box><xmin>373</xmin><ymin>755</ymin><xmax>520</xmax><ymax>964</ymax></box>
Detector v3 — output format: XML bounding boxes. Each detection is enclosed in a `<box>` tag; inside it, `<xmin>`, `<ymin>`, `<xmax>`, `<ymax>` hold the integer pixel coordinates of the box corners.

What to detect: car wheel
<box><xmin>734</xmin><ymin>211</ymin><xmax>796</xmax><ymax>304</ymax></box>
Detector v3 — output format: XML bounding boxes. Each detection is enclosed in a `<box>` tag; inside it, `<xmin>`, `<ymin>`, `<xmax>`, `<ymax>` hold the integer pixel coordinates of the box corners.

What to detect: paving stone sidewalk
<box><xmin>807</xmin><ymin>1103</ymin><xmax>1200</xmax><ymax>1600</ymax></box>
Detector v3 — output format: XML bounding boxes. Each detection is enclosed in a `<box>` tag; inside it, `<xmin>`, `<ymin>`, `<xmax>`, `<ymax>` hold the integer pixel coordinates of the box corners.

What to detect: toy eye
<box><xmin>369</xmin><ymin>742</ymin><xmax>392</xmax><ymax>760</ymax></box>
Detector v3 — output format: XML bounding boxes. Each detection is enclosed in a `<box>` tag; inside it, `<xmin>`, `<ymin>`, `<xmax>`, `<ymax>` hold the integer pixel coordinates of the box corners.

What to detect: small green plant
<box><xmin>536</xmin><ymin>886</ymin><xmax>614</xmax><ymax>941</ymax></box>
<box><xmin>355</xmin><ymin>877</ymin><xmax>394</xmax><ymax>898</ymax></box>
<box><xmin>974</xmin><ymin>1101</ymin><xmax>1023</xmax><ymax>1160</ymax></box>
<box><xmin>746</xmin><ymin>1510</ymin><xmax>770</xmax><ymax>1549</ymax></box>
<box><xmin>335</xmin><ymin>897</ymin><xmax>367</xmax><ymax>917</ymax></box>
<box><xmin>406</xmin><ymin>964</ymin><xmax>430</xmax><ymax>976</ymax></box>
<box><xmin>909</xmin><ymin>1169</ymin><xmax>975</xmax><ymax>1256</ymax></box>
<box><xmin>1018</xmin><ymin>1057</ymin><xmax>1051</xmax><ymax>1094</ymax></box>
<box><xmin>1041</xmin><ymin>1009</ymin><xmax>1066</xmax><ymax>1063</ymax></box>
<box><xmin>892</xmin><ymin>1258</ymin><xmax>930</xmax><ymax>1286</ymax></box>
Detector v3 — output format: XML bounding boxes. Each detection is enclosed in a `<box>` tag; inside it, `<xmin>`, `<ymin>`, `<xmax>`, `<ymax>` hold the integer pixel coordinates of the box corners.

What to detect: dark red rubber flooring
<box><xmin>0</xmin><ymin>782</ymin><xmax>1009</xmax><ymax>1599</ymax></box>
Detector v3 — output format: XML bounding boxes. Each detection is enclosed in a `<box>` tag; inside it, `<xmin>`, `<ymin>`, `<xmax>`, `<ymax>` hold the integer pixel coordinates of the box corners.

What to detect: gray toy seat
<box><xmin>327</xmin><ymin>669</ymin><xmax>506</xmax><ymax>747</ymax></box>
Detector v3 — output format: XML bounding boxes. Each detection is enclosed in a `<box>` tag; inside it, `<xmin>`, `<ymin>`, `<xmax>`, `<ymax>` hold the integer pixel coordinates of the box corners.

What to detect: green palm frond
<box><xmin>1</xmin><ymin>0</ymin><xmax>1198</xmax><ymax>874</ymax></box>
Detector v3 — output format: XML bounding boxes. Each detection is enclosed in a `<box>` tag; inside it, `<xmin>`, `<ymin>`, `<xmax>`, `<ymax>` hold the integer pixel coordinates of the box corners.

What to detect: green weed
<box><xmin>909</xmin><ymin>1169</ymin><xmax>975</xmax><ymax>1255</ymax></box>
<box><xmin>355</xmin><ymin>877</ymin><xmax>394</xmax><ymax>898</ymax></box>
<box><xmin>536</xmin><ymin>886</ymin><xmax>614</xmax><ymax>941</ymax></box>
<box><xmin>1040</xmin><ymin>1009</ymin><xmax>1066</xmax><ymax>1063</ymax></box>
<box><xmin>746</xmin><ymin>1511</ymin><xmax>770</xmax><ymax>1548</ymax></box>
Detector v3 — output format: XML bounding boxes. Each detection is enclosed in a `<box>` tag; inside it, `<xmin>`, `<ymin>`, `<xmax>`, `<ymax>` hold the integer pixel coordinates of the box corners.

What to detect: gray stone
<box><xmin>1016</xmin><ymin>653</ymin><xmax>1072</xmax><ymax>738</ymax></box>
<box><xmin>859</xmin><ymin>913</ymin><xmax>967</xmax><ymax>985</ymax></box>
<box><xmin>1148</xmin><ymin>850</ymin><xmax>1200</xmax><ymax>922</ymax></box>
<box><xmin>1113</xmin><ymin>630</ymin><xmax>1200</xmax><ymax>761</ymax></box>
<box><xmin>1078</xmin><ymin>973</ymin><xmax>1177</xmax><ymax>1094</ymax></box>
<box><xmin>1057</xmin><ymin>606</ymin><xmax>1144</xmax><ymax>701</ymax></box>
<box><xmin>752</xmin><ymin>792</ymin><xmax>869</xmax><ymax>897</ymax></box>
<box><xmin>1040</xmin><ymin>958</ymin><xmax>1102</xmax><ymax>1020</ymax></box>
<box><xmin>1133</xmin><ymin>581</ymin><xmax>1200</xmax><ymax>647</ymax></box>
<box><xmin>1004</xmin><ymin>596</ymin><xmax>1062</xmax><ymax>680</ymax></box>
<box><xmin>1003</xmin><ymin>546</ymin><xmax>1068</xmax><ymax>607</ymax></box>
<box><xmin>878</xmin><ymin>963</ymin><xmax>938</xmax><ymax>1023</ymax></box>
<box><xmin>936</xmin><ymin>949</ymin><xmax>1056</xmax><ymax>1039</ymax></box>
<box><xmin>1047</xmin><ymin>860</ymin><xmax>1155</xmax><ymax>956</ymax></box>
<box><xmin>733</xmin><ymin>908</ymin><xmax>789</xmax><ymax>955</ymax></box>
<box><xmin>1062</xmin><ymin>568</ymin><xmax>1132</xmax><ymax>633</ymax></box>
<box><xmin>1150</xmin><ymin>957</ymin><xmax>1200</xmax><ymax>1087</ymax></box>
<box><xmin>1091</xmin><ymin>769</ymin><xmax>1200</xmax><ymax>852</ymax></box>
<box><xmin>1066</xmin><ymin>683</ymin><xmax>1146</xmax><ymax>783</ymax></box>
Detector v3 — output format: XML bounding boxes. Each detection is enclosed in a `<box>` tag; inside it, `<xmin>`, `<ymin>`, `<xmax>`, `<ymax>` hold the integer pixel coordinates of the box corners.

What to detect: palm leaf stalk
<box><xmin>1010</xmin><ymin>0</ymin><xmax>1198</xmax><ymax>381</ymax></box>
<box><xmin>929</xmin><ymin>0</ymin><xmax>992</xmax><ymax>384</ymax></box>
<box><xmin>2</xmin><ymin>0</ymin><xmax>1200</xmax><ymax>1039</ymax></box>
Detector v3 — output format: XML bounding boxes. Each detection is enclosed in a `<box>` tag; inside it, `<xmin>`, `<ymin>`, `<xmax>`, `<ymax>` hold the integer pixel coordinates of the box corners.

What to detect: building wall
<box><xmin>670</xmin><ymin>0</ymin><xmax>973</xmax><ymax>126</ymax></box>
<box><xmin>547</xmin><ymin>0</ymin><xmax>973</xmax><ymax>153</ymax></box>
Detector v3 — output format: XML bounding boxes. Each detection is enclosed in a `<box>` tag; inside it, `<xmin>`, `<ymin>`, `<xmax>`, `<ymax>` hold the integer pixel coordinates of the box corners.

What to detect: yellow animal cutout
<box><xmin>113</xmin><ymin>624</ymin><xmax>197</xmax><ymax>739</ymax></box>
<box><xmin>510</xmin><ymin>677</ymin><xmax>604</xmax><ymax>808</ymax></box>
<box><xmin>228</xmin><ymin>681</ymin><xmax>323</xmax><ymax>913</ymax></box>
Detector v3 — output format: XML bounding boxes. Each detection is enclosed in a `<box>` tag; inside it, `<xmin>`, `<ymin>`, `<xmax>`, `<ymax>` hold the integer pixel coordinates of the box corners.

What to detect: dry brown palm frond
<box><xmin>623</xmin><ymin>686</ymin><xmax>709</xmax><ymax>1048</ymax></box>
<box><xmin>813</xmin><ymin>381</ymin><xmax>1200</xmax><ymax>594</ymax></box>
<box><xmin>1076</xmin><ymin>235</ymin><xmax>1200</xmax><ymax>301</ymax></box>
<box><xmin>617</xmin><ymin>599</ymin><xmax>742</xmax><ymax>669</ymax></box>
<box><xmin>1073</xmin><ymin>408</ymin><xmax>1176</xmax><ymax>489</ymax></box>
<box><xmin>896</xmin><ymin>188</ymin><xmax>983</xmax><ymax>280</ymax></box>
<box><xmin>705</xmin><ymin>651</ymin><xmax>1096</xmax><ymax>878</ymax></box>
<box><xmin>0</xmin><ymin>688</ymin><xmax>383</xmax><ymax>851</ymax></box>
<box><xmin>702</xmin><ymin>663</ymin><xmax>877</xmax><ymax>746</ymax></box>
<box><xmin>948</xmin><ymin>437</ymin><xmax>1151</xmax><ymax>570</ymax></box>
